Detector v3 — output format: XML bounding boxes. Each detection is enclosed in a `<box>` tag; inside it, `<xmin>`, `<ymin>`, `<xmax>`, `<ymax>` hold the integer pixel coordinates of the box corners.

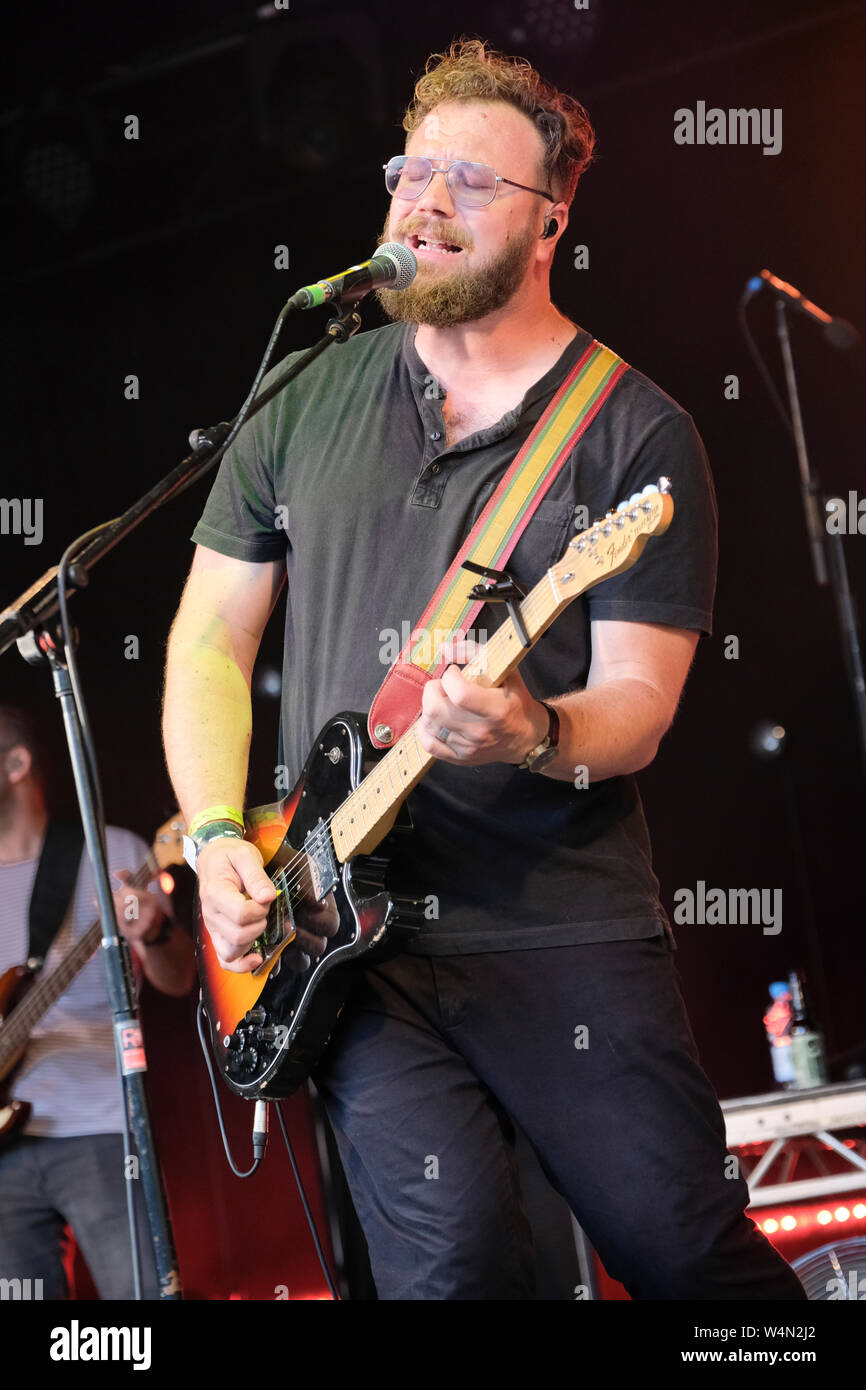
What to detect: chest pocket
<box><xmin>502</xmin><ymin>498</ymin><xmax>578</xmax><ymax>591</ymax></box>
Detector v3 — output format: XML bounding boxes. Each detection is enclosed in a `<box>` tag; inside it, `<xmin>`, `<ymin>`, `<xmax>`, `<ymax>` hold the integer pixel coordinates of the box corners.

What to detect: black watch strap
<box><xmin>518</xmin><ymin>702</ymin><xmax>560</xmax><ymax>770</ymax></box>
<box><xmin>542</xmin><ymin>701</ymin><xmax>560</xmax><ymax>749</ymax></box>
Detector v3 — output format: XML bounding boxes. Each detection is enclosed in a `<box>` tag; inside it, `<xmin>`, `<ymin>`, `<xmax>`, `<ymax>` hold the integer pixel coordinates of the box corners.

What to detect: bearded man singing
<box><xmin>162</xmin><ymin>39</ymin><xmax>807</xmax><ymax>1301</ymax></box>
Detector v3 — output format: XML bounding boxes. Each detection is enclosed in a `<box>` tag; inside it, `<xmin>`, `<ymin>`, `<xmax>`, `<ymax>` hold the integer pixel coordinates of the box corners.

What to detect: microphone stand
<box><xmin>1</xmin><ymin>301</ymin><xmax>363</xmax><ymax>1299</ymax></box>
<box><xmin>773</xmin><ymin>298</ymin><xmax>866</xmax><ymax>782</ymax></box>
<box><xmin>1</xmin><ymin>306</ymin><xmax>362</xmax><ymax>660</ymax></box>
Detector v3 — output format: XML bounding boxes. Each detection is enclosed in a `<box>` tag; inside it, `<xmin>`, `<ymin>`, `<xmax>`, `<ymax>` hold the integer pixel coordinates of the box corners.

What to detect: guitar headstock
<box><xmin>551</xmin><ymin>478</ymin><xmax>674</xmax><ymax>595</ymax></box>
<box><xmin>152</xmin><ymin>814</ymin><xmax>187</xmax><ymax>869</ymax></box>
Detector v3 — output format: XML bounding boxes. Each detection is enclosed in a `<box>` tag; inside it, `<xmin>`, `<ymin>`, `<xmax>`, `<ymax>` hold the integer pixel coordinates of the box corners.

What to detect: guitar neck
<box><xmin>331</xmin><ymin>484</ymin><xmax>672</xmax><ymax>862</ymax></box>
<box><xmin>331</xmin><ymin>567</ymin><xmax>569</xmax><ymax>861</ymax></box>
<box><xmin>0</xmin><ymin>852</ymin><xmax>159</xmax><ymax>1066</ymax></box>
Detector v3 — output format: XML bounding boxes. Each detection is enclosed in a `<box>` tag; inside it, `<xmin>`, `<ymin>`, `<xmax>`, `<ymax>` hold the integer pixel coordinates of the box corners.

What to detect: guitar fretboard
<box><xmin>330</xmin><ymin>489</ymin><xmax>668</xmax><ymax>862</ymax></box>
<box><xmin>331</xmin><ymin>565</ymin><xmax>567</xmax><ymax>860</ymax></box>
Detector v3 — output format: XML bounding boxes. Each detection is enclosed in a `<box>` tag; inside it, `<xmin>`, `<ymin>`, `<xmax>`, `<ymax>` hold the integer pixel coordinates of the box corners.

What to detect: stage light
<box><xmin>792</xmin><ymin>1237</ymin><xmax>866</xmax><ymax>1299</ymax></box>
<box><xmin>508</xmin><ymin>0</ymin><xmax>601</xmax><ymax>51</ymax></box>
<box><xmin>477</xmin><ymin>0</ymin><xmax>602</xmax><ymax>56</ymax></box>
<box><xmin>255</xmin><ymin>665</ymin><xmax>282</xmax><ymax>699</ymax></box>
<box><xmin>7</xmin><ymin>108</ymin><xmax>98</xmax><ymax>231</ymax></box>
<box><xmin>757</xmin><ymin>1200</ymin><xmax>866</xmax><ymax>1235</ymax></box>
<box><xmin>749</xmin><ymin>719</ymin><xmax>788</xmax><ymax>759</ymax></box>
<box><xmin>247</xmin><ymin>12</ymin><xmax>384</xmax><ymax>173</ymax></box>
<box><xmin>159</xmin><ymin>871</ymin><xmax>175</xmax><ymax>895</ymax></box>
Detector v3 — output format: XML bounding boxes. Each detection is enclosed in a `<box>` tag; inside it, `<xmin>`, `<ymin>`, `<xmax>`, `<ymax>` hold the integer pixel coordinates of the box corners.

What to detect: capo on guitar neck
<box><xmin>461</xmin><ymin>560</ymin><xmax>532</xmax><ymax>649</ymax></box>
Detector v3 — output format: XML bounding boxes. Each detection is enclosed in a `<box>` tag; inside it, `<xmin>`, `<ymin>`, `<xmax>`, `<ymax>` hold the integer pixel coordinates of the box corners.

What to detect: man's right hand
<box><xmin>196</xmin><ymin>837</ymin><xmax>278</xmax><ymax>973</ymax></box>
<box><xmin>195</xmin><ymin>836</ymin><xmax>341</xmax><ymax>975</ymax></box>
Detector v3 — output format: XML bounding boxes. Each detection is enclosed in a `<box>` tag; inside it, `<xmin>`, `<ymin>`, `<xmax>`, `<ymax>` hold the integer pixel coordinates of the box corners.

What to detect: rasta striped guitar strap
<box><xmin>367</xmin><ymin>337</ymin><xmax>630</xmax><ymax>751</ymax></box>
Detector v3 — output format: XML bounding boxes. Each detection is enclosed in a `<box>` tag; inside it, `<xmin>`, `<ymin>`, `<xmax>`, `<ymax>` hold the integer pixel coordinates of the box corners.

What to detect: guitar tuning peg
<box><xmin>628</xmin><ymin>493</ymin><xmax>642</xmax><ymax>506</ymax></box>
<box><xmin>658</xmin><ymin>476</ymin><xmax>671</xmax><ymax>494</ymax></box>
<box><xmin>617</xmin><ymin>501</ymin><xmax>629</xmax><ymax>512</ymax></box>
<box><xmin>641</xmin><ymin>483</ymin><xmax>656</xmax><ymax>496</ymax></box>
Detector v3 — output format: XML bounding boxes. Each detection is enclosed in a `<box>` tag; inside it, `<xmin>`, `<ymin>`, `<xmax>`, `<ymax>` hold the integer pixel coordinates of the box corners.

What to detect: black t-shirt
<box><xmin>191</xmin><ymin>320</ymin><xmax>717</xmax><ymax>953</ymax></box>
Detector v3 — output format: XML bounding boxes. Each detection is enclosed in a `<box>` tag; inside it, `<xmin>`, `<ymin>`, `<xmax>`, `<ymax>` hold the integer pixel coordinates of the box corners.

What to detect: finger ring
<box><xmin>437</xmin><ymin>726</ymin><xmax>452</xmax><ymax>743</ymax></box>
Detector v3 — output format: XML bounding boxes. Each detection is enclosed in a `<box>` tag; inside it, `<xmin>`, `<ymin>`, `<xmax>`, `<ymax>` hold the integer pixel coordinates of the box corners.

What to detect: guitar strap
<box><xmin>28</xmin><ymin>820</ymin><xmax>85</xmax><ymax>963</ymax></box>
<box><xmin>367</xmin><ymin>338</ymin><xmax>630</xmax><ymax>749</ymax></box>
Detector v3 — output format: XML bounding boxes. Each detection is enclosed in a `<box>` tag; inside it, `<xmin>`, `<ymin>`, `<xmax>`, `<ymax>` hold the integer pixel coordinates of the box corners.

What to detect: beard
<box><xmin>375</xmin><ymin>211</ymin><xmax>537</xmax><ymax>328</ymax></box>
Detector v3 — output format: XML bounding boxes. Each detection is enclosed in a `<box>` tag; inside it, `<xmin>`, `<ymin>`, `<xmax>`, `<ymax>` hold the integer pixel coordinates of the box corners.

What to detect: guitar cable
<box><xmin>195</xmin><ymin>999</ymin><xmax>341</xmax><ymax>1299</ymax></box>
<box><xmin>273</xmin><ymin>1098</ymin><xmax>341</xmax><ymax>1302</ymax></box>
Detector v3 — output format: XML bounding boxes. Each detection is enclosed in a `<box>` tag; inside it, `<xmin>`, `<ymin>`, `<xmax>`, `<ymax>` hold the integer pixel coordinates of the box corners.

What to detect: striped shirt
<box><xmin>0</xmin><ymin>825</ymin><xmax>171</xmax><ymax>1138</ymax></box>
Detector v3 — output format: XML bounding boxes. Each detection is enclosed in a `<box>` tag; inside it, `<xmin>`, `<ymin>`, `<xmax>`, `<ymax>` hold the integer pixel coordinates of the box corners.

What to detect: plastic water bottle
<box><xmin>787</xmin><ymin>970</ymin><xmax>828</xmax><ymax>1089</ymax></box>
<box><xmin>764</xmin><ymin>981</ymin><xmax>795</xmax><ymax>1086</ymax></box>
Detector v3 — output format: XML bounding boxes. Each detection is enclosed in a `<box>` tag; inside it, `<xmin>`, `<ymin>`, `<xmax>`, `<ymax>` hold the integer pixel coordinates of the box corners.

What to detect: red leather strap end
<box><xmin>368</xmin><ymin>660</ymin><xmax>433</xmax><ymax>748</ymax></box>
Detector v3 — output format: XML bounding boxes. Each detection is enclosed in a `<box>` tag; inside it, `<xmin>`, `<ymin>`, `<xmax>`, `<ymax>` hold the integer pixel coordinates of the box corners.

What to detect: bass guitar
<box><xmin>0</xmin><ymin>815</ymin><xmax>186</xmax><ymax>1147</ymax></box>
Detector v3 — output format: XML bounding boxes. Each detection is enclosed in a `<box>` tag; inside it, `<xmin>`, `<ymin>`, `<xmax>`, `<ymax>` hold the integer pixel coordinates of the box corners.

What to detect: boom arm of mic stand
<box><xmin>773</xmin><ymin>298</ymin><xmax>866</xmax><ymax>784</ymax></box>
<box><xmin>774</xmin><ymin>299</ymin><xmax>828</xmax><ymax>588</ymax></box>
<box><xmin>0</xmin><ymin>304</ymin><xmax>363</xmax><ymax>659</ymax></box>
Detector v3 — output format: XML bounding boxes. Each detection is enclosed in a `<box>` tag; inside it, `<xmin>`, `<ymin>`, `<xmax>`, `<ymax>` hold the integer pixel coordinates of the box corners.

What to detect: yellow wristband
<box><xmin>187</xmin><ymin>805</ymin><xmax>245</xmax><ymax>838</ymax></box>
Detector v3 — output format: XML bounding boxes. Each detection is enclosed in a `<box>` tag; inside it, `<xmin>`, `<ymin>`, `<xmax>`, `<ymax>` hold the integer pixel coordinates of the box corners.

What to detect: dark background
<box><xmin>2</xmin><ymin>0</ymin><xmax>865</xmax><ymax>1296</ymax></box>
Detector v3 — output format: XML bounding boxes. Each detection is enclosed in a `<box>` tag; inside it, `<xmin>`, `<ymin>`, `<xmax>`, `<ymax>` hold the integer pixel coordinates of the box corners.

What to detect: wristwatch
<box><xmin>518</xmin><ymin>702</ymin><xmax>560</xmax><ymax>773</ymax></box>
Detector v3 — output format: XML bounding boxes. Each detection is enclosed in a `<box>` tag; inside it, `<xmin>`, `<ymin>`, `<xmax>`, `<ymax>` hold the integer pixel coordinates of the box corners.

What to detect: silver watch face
<box><xmin>527</xmin><ymin>744</ymin><xmax>557</xmax><ymax>773</ymax></box>
<box><xmin>182</xmin><ymin>834</ymin><xmax>198</xmax><ymax>871</ymax></box>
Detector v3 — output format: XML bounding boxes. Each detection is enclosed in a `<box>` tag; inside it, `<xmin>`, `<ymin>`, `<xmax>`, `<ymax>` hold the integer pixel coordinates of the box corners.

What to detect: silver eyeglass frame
<box><xmin>383</xmin><ymin>156</ymin><xmax>555</xmax><ymax>208</ymax></box>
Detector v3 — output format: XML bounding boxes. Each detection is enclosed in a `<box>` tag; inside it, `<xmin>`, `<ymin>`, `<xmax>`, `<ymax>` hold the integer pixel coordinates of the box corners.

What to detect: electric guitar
<box><xmin>0</xmin><ymin>815</ymin><xmax>186</xmax><ymax>1147</ymax></box>
<box><xmin>195</xmin><ymin>483</ymin><xmax>674</xmax><ymax>1099</ymax></box>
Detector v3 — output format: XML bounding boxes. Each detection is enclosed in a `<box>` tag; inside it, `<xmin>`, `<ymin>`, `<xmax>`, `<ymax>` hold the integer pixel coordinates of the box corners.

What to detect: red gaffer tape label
<box><xmin>115</xmin><ymin>1021</ymin><xmax>148</xmax><ymax>1074</ymax></box>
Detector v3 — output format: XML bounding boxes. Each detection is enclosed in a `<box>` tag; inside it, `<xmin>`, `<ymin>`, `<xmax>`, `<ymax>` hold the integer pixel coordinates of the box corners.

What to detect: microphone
<box><xmin>743</xmin><ymin>268</ymin><xmax>860</xmax><ymax>350</ymax></box>
<box><xmin>286</xmin><ymin>242</ymin><xmax>417</xmax><ymax>311</ymax></box>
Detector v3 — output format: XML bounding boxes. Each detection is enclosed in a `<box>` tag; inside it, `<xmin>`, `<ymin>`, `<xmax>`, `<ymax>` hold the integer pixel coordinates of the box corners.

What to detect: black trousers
<box><xmin>0</xmin><ymin>1133</ymin><xmax>159</xmax><ymax>1299</ymax></box>
<box><xmin>311</xmin><ymin>932</ymin><xmax>808</xmax><ymax>1301</ymax></box>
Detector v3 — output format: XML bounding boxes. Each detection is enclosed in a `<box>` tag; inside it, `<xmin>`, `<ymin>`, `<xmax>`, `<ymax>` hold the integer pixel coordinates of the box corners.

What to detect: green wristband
<box><xmin>194</xmin><ymin>820</ymin><xmax>245</xmax><ymax>850</ymax></box>
<box><xmin>182</xmin><ymin>821</ymin><xmax>244</xmax><ymax>872</ymax></box>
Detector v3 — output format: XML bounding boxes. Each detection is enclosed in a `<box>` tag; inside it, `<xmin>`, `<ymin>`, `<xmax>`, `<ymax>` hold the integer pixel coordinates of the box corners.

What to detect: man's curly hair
<box><xmin>402</xmin><ymin>38</ymin><xmax>596</xmax><ymax>207</ymax></box>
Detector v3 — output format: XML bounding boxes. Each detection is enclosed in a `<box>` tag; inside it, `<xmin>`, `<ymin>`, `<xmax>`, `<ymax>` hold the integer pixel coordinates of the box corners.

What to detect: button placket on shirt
<box><xmin>409</xmin><ymin>382</ymin><xmax>452</xmax><ymax>506</ymax></box>
<box><xmin>408</xmin><ymin>379</ymin><xmax>525</xmax><ymax>508</ymax></box>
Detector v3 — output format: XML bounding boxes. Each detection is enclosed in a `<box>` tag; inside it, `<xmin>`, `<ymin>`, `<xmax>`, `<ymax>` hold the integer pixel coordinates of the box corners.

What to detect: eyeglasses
<box><xmin>383</xmin><ymin>155</ymin><xmax>554</xmax><ymax>209</ymax></box>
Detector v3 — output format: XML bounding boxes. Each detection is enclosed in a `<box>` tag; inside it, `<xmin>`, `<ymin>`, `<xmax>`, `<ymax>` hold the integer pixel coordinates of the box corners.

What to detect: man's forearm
<box><xmin>162</xmin><ymin>637</ymin><xmax>254</xmax><ymax>824</ymax></box>
<box><xmin>536</xmin><ymin>679</ymin><xmax>673</xmax><ymax>784</ymax></box>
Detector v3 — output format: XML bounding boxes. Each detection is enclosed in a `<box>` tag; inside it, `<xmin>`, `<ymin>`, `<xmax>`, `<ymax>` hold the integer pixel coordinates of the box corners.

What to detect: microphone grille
<box><xmin>376</xmin><ymin>241</ymin><xmax>417</xmax><ymax>291</ymax></box>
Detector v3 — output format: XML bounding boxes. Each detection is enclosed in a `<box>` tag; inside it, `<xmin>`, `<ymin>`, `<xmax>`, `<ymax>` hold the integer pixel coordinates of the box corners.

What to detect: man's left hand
<box><xmin>112</xmin><ymin>869</ymin><xmax>168</xmax><ymax>946</ymax></box>
<box><xmin>415</xmin><ymin>637</ymin><xmax>548</xmax><ymax>766</ymax></box>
